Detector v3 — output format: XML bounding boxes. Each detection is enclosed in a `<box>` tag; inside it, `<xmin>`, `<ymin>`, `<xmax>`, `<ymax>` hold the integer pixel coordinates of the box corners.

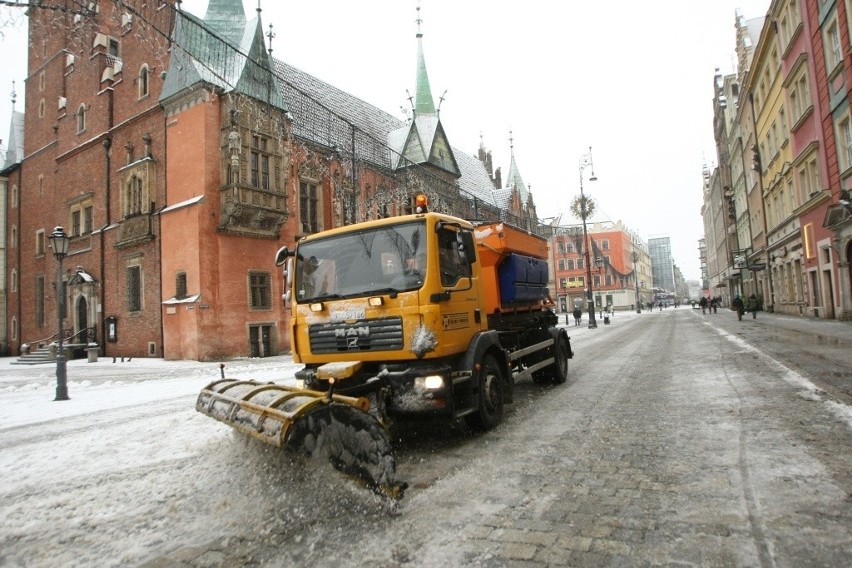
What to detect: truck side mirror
<box><xmin>282</xmin><ymin>257</ymin><xmax>293</xmax><ymax>306</ymax></box>
<box><xmin>275</xmin><ymin>246</ymin><xmax>292</xmax><ymax>266</ymax></box>
<box><xmin>275</xmin><ymin>245</ymin><xmax>294</xmax><ymax>306</ymax></box>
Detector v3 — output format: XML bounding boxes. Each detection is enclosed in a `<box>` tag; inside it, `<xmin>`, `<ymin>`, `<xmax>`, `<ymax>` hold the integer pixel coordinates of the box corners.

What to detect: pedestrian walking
<box><xmin>747</xmin><ymin>293</ymin><xmax>759</xmax><ymax>319</ymax></box>
<box><xmin>699</xmin><ymin>297</ymin><xmax>707</xmax><ymax>314</ymax></box>
<box><xmin>732</xmin><ymin>295</ymin><xmax>745</xmax><ymax>321</ymax></box>
<box><xmin>572</xmin><ymin>306</ymin><xmax>582</xmax><ymax>326</ymax></box>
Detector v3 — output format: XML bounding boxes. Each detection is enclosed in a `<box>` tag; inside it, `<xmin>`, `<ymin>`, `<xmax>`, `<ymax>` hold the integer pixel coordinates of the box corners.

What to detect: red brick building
<box><xmin>7</xmin><ymin>0</ymin><xmax>542</xmax><ymax>360</ymax></box>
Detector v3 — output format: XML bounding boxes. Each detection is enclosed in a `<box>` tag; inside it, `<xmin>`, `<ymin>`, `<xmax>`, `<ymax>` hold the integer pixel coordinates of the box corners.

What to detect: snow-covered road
<box><xmin>1</xmin><ymin>309</ymin><xmax>850</xmax><ymax>567</ymax></box>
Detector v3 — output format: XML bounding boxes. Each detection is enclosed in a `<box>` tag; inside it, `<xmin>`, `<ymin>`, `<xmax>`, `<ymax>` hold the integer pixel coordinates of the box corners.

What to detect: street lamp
<box><xmin>577</xmin><ymin>147</ymin><xmax>598</xmax><ymax>328</ymax></box>
<box><xmin>49</xmin><ymin>226</ymin><xmax>70</xmax><ymax>401</ymax></box>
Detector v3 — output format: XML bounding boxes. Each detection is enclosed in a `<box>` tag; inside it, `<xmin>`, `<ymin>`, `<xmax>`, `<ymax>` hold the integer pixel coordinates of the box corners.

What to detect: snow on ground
<box><xmin>2</xmin><ymin>307</ymin><xmax>848</xmax><ymax>567</ymax></box>
<box><xmin>710</xmin><ymin>324</ymin><xmax>852</xmax><ymax>429</ymax></box>
<box><xmin>0</xmin><ymin>355</ymin><xmax>315</xmax><ymax>567</ymax></box>
<box><xmin>0</xmin><ymin>356</ymin><xmax>302</xmax><ymax>429</ymax></box>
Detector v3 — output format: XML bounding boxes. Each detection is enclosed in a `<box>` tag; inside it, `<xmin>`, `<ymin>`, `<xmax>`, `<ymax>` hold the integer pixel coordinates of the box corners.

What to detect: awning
<box><xmin>68</xmin><ymin>268</ymin><xmax>97</xmax><ymax>285</ymax></box>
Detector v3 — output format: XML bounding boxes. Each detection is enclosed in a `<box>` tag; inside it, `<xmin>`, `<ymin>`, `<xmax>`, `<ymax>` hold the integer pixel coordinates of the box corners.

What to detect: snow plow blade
<box><xmin>196</xmin><ymin>379</ymin><xmax>404</xmax><ymax>499</ymax></box>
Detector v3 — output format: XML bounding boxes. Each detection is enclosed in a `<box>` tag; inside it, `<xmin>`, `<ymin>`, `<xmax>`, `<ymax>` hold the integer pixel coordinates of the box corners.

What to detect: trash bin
<box><xmin>87</xmin><ymin>344</ymin><xmax>99</xmax><ymax>363</ymax></box>
<box><xmin>604</xmin><ymin>315</ymin><xmax>610</xmax><ymax>325</ymax></box>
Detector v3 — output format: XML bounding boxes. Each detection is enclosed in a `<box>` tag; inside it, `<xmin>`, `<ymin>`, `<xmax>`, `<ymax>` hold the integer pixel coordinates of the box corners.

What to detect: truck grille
<box><xmin>308</xmin><ymin>317</ymin><xmax>404</xmax><ymax>354</ymax></box>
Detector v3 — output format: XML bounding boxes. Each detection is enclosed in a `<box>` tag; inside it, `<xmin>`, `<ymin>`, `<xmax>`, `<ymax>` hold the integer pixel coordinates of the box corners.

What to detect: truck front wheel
<box><xmin>466</xmin><ymin>353</ymin><xmax>504</xmax><ymax>431</ymax></box>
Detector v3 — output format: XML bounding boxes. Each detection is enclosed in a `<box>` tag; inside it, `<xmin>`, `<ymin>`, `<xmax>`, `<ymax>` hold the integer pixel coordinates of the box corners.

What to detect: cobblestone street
<box><xmin>142</xmin><ymin>309</ymin><xmax>852</xmax><ymax>567</ymax></box>
<box><xmin>2</xmin><ymin>308</ymin><xmax>850</xmax><ymax>567</ymax></box>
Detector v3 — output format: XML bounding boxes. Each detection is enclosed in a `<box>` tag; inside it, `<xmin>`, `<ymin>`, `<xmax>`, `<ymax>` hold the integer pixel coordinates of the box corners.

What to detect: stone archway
<box><xmin>67</xmin><ymin>268</ymin><xmax>98</xmax><ymax>343</ymax></box>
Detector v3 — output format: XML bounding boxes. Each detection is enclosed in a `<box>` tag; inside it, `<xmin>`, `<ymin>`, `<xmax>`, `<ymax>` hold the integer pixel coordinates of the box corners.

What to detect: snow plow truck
<box><xmin>196</xmin><ymin>195</ymin><xmax>573</xmax><ymax>498</ymax></box>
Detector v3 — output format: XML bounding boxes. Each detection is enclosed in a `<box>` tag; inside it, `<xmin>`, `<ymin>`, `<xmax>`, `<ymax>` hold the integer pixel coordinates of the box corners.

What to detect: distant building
<box><xmin>552</xmin><ymin>221</ymin><xmax>647</xmax><ymax>312</ymax></box>
<box><xmin>648</xmin><ymin>236</ymin><xmax>675</xmax><ymax>293</ymax></box>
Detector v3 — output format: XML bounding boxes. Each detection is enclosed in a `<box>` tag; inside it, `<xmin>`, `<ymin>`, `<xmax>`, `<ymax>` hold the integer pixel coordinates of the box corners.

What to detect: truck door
<box><xmin>435</xmin><ymin>227</ymin><xmax>480</xmax><ymax>355</ymax></box>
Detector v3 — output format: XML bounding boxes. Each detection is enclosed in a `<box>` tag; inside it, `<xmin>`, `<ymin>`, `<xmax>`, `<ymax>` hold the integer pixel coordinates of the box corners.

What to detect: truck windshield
<box><xmin>295</xmin><ymin>221</ymin><xmax>427</xmax><ymax>302</ymax></box>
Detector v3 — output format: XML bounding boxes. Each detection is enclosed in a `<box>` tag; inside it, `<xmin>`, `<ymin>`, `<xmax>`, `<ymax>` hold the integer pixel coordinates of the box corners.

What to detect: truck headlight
<box><xmin>415</xmin><ymin>375</ymin><xmax>445</xmax><ymax>390</ymax></box>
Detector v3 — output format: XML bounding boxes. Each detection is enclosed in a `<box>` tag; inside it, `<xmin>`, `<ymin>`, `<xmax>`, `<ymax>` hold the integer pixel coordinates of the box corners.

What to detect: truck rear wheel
<box><xmin>532</xmin><ymin>332</ymin><xmax>570</xmax><ymax>385</ymax></box>
<box><xmin>550</xmin><ymin>333</ymin><xmax>570</xmax><ymax>384</ymax></box>
<box><xmin>466</xmin><ymin>353</ymin><xmax>504</xmax><ymax>431</ymax></box>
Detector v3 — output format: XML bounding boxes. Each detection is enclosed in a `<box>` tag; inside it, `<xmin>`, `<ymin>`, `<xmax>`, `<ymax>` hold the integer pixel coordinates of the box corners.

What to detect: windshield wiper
<box><xmin>307</xmin><ymin>293</ymin><xmax>346</xmax><ymax>302</ymax></box>
<box><xmin>366</xmin><ymin>287</ymin><xmax>399</xmax><ymax>299</ymax></box>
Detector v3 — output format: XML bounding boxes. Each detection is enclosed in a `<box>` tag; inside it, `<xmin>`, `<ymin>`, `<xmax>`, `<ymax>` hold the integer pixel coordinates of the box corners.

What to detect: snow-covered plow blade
<box><xmin>196</xmin><ymin>379</ymin><xmax>404</xmax><ymax>499</ymax></box>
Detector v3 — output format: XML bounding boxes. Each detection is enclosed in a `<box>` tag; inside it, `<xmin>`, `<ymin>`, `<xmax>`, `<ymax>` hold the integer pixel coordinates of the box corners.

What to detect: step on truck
<box><xmin>197</xmin><ymin>194</ymin><xmax>573</xmax><ymax>498</ymax></box>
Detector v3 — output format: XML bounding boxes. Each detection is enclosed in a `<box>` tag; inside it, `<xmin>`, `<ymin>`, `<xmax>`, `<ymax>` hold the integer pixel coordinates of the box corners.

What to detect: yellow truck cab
<box><xmin>276</xmin><ymin>201</ymin><xmax>572</xmax><ymax>430</ymax></box>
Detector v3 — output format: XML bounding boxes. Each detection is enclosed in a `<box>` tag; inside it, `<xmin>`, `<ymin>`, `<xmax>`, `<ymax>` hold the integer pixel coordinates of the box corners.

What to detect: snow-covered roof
<box><xmin>274</xmin><ymin>60</ymin><xmax>498</xmax><ymax>208</ymax></box>
<box><xmin>160</xmin><ymin>9</ymin><xmax>286</xmax><ymax>110</ymax></box>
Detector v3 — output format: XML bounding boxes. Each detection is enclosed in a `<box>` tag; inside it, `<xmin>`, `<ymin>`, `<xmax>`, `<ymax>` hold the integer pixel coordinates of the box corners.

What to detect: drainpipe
<box><xmin>350</xmin><ymin>124</ymin><xmax>357</xmax><ymax>223</ymax></box>
<box><xmin>748</xmin><ymin>93</ymin><xmax>776</xmax><ymax>311</ymax></box>
<box><xmin>100</xmin><ymin>137</ymin><xmax>111</xmax><ymax>356</ymax></box>
<box><xmin>15</xmin><ymin>166</ymin><xmax>23</xmax><ymax>354</ymax></box>
<box><xmin>158</xmin><ymin>112</ymin><xmax>169</xmax><ymax>358</ymax></box>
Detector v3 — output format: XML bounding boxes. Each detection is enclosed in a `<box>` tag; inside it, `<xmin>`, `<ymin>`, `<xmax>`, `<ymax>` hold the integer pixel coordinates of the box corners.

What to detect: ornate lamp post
<box><xmin>573</xmin><ymin>147</ymin><xmax>598</xmax><ymax>328</ymax></box>
<box><xmin>49</xmin><ymin>226</ymin><xmax>70</xmax><ymax>401</ymax></box>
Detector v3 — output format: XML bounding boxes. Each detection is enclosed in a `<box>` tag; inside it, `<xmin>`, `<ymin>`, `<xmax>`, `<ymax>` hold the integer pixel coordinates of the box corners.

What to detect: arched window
<box><xmin>138</xmin><ymin>64</ymin><xmax>149</xmax><ymax>98</ymax></box>
<box><xmin>76</xmin><ymin>104</ymin><xmax>86</xmax><ymax>133</ymax></box>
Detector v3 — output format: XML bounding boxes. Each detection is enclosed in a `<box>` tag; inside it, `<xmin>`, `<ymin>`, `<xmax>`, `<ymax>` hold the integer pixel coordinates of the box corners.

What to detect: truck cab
<box><xmin>277</xmin><ymin>202</ymin><xmax>570</xmax><ymax>430</ymax></box>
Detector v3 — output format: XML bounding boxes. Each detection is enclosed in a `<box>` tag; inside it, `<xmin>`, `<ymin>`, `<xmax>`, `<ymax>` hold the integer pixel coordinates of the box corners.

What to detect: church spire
<box><xmin>414</xmin><ymin>4</ymin><xmax>436</xmax><ymax>116</ymax></box>
<box><xmin>505</xmin><ymin>130</ymin><xmax>529</xmax><ymax>203</ymax></box>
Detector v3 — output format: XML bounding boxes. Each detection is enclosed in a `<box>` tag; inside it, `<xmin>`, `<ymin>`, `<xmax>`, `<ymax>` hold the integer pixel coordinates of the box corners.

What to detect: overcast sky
<box><xmin>0</xmin><ymin>1</ymin><xmax>771</xmax><ymax>281</ymax></box>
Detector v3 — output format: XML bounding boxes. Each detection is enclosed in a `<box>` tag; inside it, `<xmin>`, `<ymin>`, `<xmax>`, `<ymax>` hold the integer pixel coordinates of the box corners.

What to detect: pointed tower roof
<box><xmin>2</xmin><ymin>80</ymin><xmax>24</xmax><ymax>170</ymax></box>
<box><xmin>204</xmin><ymin>0</ymin><xmax>247</xmax><ymax>46</ymax></box>
<box><xmin>2</xmin><ymin>111</ymin><xmax>24</xmax><ymax>171</ymax></box>
<box><xmin>388</xmin><ymin>4</ymin><xmax>459</xmax><ymax>177</ymax></box>
<box><xmin>413</xmin><ymin>6</ymin><xmax>436</xmax><ymax>116</ymax></box>
<box><xmin>160</xmin><ymin>0</ymin><xmax>286</xmax><ymax>110</ymax></box>
<box><xmin>504</xmin><ymin>132</ymin><xmax>529</xmax><ymax>203</ymax></box>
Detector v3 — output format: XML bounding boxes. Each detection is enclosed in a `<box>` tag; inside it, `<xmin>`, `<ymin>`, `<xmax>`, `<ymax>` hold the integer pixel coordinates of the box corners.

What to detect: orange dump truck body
<box><xmin>474</xmin><ymin>222</ymin><xmax>550</xmax><ymax>317</ymax></box>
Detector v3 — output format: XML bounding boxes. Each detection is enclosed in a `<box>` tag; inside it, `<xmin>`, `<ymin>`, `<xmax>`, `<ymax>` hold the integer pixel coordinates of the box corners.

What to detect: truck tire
<box><xmin>466</xmin><ymin>353</ymin><xmax>504</xmax><ymax>431</ymax></box>
<box><xmin>532</xmin><ymin>331</ymin><xmax>570</xmax><ymax>385</ymax></box>
<box><xmin>550</xmin><ymin>332</ymin><xmax>570</xmax><ymax>385</ymax></box>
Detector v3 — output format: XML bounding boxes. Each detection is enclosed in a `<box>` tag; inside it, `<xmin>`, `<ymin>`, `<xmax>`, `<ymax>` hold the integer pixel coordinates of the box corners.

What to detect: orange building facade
<box><xmin>552</xmin><ymin>222</ymin><xmax>647</xmax><ymax>313</ymax></box>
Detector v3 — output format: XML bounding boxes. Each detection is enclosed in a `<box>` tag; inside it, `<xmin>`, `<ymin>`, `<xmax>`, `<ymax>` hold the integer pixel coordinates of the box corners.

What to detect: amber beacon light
<box><xmin>415</xmin><ymin>194</ymin><xmax>429</xmax><ymax>213</ymax></box>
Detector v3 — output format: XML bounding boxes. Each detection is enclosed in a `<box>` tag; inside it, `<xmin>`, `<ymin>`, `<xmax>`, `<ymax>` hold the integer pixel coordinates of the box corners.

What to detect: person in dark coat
<box><xmin>699</xmin><ymin>297</ymin><xmax>707</xmax><ymax>314</ymax></box>
<box><xmin>572</xmin><ymin>306</ymin><xmax>582</xmax><ymax>326</ymax></box>
<box><xmin>732</xmin><ymin>295</ymin><xmax>745</xmax><ymax>321</ymax></box>
<box><xmin>747</xmin><ymin>294</ymin><xmax>759</xmax><ymax>319</ymax></box>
